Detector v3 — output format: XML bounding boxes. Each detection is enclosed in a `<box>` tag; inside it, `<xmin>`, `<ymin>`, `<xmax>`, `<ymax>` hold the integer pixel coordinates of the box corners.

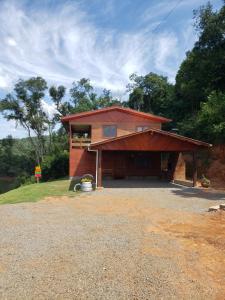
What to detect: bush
<box><xmin>41</xmin><ymin>151</ymin><xmax>69</xmax><ymax>181</ymax></box>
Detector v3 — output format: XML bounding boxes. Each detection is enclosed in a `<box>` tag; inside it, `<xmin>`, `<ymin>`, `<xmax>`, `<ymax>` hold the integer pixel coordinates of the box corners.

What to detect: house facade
<box><xmin>61</xmin><ymin>106</ymin><xmax>211</xmax><ymax>187</ymax></box>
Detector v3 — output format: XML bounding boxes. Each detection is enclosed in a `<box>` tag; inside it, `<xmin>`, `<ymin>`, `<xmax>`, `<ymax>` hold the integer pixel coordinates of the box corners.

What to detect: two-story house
<box><xmin>61</xmin><ymin>106</ymin><xmax>211</xmax><ymax>187</ymax></box>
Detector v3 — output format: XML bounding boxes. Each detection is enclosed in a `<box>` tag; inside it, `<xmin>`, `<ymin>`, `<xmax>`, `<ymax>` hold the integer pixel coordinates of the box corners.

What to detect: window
<box><xmin>136</xmin><ymin>126</ymin><xmax>149</xmax><ymax>132</ymax></box>
<box><xmin>103</xmin><ymin>125</ymin><xmax>117</xmax><ymax>137</ymax></box>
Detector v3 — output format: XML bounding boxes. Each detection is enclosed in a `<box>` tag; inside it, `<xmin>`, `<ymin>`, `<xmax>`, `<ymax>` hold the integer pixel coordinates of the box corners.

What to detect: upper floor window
<box><xmin>103</xmin><ymin>125</ymin><xmax>117</xmax><ymax>138</ymax></box>
<box><xmin>136</xmin><ymin>126</ymin><xmax>149</xmax><ymax>132</ymax></box>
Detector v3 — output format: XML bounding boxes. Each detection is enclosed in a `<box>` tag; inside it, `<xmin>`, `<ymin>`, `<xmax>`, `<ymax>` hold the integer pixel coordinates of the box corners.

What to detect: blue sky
<box><xmin>0</xmin><ymin>0</ymin><xmax>223</xmax><ymax>138</ymax></box>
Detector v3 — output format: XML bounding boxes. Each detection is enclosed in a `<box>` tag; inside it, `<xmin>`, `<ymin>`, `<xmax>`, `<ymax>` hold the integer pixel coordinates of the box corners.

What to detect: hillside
<box><xmin>0</xmin><ymin>179</ymin><xmax>75</xmax><ymax>205</ymax></box>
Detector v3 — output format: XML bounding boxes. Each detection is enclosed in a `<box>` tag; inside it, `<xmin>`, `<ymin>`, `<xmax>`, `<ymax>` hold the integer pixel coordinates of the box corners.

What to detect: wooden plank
<box><xmin>92</xmin><ymin>131</ymin><xmax>206</xmax><ymax>152</ymax></box>
<box><xmin>192</xmin><ymin>152</ymin><xmax>197</xmax><ymax>187</ymax></box>
<box><xmin>62</xmin><ymin>106</ymin><xmax>170</xmax><ymax>123</ymax></box>
<box><xmin>97</xmin><ymin>150</ymin><xmax>102</xmax><ymax>187</ymax></box>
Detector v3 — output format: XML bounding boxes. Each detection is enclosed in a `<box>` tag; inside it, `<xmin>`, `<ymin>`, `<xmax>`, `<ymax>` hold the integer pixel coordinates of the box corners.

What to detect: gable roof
<box><xmin>61</xmin><ymin>106</ymin><xmax>171</xmax><ymax>123</ymax></box>
<box><xmin>90</xmin><ymin>128</ymin><xmax>211</xmax><ymax>151</ymax></box>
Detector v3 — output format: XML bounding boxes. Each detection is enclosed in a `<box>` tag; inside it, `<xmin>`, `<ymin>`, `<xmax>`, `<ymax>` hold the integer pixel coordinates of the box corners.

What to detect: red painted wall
<box><xmin>69</xmin><ymin>149</ymin><xmax>161</xmax><ymax>178</ymax></box>
<box><xmin>69</xmin><ymin>148</ymin><xmax>96</xmax><ymax>178</ymax></box>
<box><xmin>92</xmin><ymin>130</ymin><xmax>204</xmax><ymax>152</ymax></box>
<box><xmin>70</xmin><ymin>110</ymin><xmax>161</xmax><ymax>143</ymax></box>
<box><xmin>69</xmin><ymin>109</ymin><xmax>162</xmax><ymax>124</ymax></box>
<box><xmin>102</xmin><ymin>151</ymin><xmax>161</xmax><ymax>178</ymax></box>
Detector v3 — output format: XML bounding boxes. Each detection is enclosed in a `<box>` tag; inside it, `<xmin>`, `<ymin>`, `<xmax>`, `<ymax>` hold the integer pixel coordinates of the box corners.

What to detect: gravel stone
<box><xmin>0</xmin><ymin>180</ymin><xmax>225</xmax><ymax>299</ymax></box>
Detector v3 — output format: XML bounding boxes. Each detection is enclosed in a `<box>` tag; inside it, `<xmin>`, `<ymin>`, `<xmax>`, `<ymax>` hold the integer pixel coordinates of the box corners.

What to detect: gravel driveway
<box><xmin>0</xmin><ymin>180</ymin><xmax>225</xmax><ymax>300</ymax></box>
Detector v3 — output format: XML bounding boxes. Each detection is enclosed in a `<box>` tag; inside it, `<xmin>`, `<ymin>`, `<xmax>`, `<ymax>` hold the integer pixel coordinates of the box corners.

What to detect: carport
<box><xmin>89</xmin><ymin>128</ymin><xmax>211</xmax><ymax>188</ymax></box>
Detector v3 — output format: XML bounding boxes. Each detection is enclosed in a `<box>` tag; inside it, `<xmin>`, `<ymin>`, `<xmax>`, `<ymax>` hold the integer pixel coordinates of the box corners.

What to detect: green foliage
<box><xmin>0</xmin><ymin>77</ymin><xmax>49</xmax><ymax>164</ymax></box>
<box><xmin>125</xmin><ymin>1</ymin><xmax>225</xmax><ymax>143</ymax></box>
<box><xmin>175</xmin><ymin>2</ymin><xmax>225</xmax><ymax>122</ymax></box>
<box><xmin>69</xmin><ymin>78</ymin><xmax>120</xmax><ymax>112</ymax></box>
<box><xmin>178</xmin><ymin>91</ymin><xmax>225</xmax><ymax>144</ymax></box>
<box><xmin>70</xmin><ymin>78</ymin><xmax>95</xmax><ymax>112</ymax></box>
<box><xmin>0</xmin><ymin>133</ymin><xmax>69</xmax><ymax>194</ymax></box>
<box><xmin>196</xmin><ymin>92</ymin><xmax>225</xmax><ymax>143</ymax></box>
<box><xmin>41</xmin><ymin>151</ymin><xmax>69</xmax><ymax>181</ymax></box>
<box><xmin>126</xmin><ymin>72</ymin><xmax>175</xmax><ymax>117</ymax></box>
<box><xmin>0</xmin><ymin>1</ymin><xmax>224</xmax><ymax>196</ymax></box>
<box><xmin>0</xmin><ymin>178</ymin><xmax>20</xmax><ymax>194</ymax></box>
<box><xmin>93</xmin><ymin>89</ymin><xmax>121</xmax><ymax>109</ymax></box>
<box><xmin>0</xmin><ymin>135</ymin><xmax>35</xmax><ymax>178</ymax></box>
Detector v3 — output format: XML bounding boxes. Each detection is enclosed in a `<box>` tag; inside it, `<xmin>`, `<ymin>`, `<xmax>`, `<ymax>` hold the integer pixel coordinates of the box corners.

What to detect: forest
<box><xmin>0</xmin><ymin>2</ymin><xmax>224</xmax><ymax>193</ymax></box>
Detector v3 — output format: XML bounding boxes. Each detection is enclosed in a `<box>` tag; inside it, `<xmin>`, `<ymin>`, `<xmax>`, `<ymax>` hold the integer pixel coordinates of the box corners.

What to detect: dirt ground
<box><xmin>0</xmin><ymin>180</ymin><xmax>225</xmax><ymax>299</ymax></box>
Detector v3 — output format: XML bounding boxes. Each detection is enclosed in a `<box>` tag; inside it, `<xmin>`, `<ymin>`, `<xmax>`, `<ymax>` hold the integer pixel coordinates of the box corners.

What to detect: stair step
<box><xmin>220</xmin><ymin>204</ymin><xmax>225</xmax><ymax>210</ymax></box>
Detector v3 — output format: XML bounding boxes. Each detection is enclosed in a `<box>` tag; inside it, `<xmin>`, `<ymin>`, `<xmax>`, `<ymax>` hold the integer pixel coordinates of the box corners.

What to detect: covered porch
<box><xmin>98</xmin><ymin>150</ymin><xmax>194</xmax><ymax>187</ymax></box>
<box><xmin>89</xmin><ymin>129</ymin><xmax>211</xmax><ymax>188</ymax></box>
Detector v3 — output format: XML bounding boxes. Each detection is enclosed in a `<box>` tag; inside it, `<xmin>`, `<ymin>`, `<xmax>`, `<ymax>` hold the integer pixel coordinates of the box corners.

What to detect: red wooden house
<box><xmin>61</xmin><ymin>106</ymin><xmax>211</xmax><ymax>187</ymax></box>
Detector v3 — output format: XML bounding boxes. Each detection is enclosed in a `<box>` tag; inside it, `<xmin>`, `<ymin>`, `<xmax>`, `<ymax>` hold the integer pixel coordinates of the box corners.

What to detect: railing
<box><xmin>71</xmin><ymin>137</ymin><xmax>91</xmax><ymax>148</ymax></box>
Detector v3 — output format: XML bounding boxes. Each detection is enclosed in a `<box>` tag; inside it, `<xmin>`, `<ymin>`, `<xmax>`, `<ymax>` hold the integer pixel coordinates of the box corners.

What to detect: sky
<box><xmin>0</xmin><ymin>0</ymin><xmax>223</xmax><ymax>138</ymax></box>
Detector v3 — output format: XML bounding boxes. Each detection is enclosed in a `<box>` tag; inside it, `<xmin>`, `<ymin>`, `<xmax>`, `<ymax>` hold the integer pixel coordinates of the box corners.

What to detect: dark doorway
<box><xmin>102</xmin><ymin>151</ymin><xmax>161</xmax><ymax>179</ymax></box>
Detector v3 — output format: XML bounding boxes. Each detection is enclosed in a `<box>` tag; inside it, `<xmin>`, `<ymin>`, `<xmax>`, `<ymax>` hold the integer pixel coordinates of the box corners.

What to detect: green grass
<box><xmin>0</xmin><ymin>179</ymin><xmax>76</xmax><ymax>205</ymax></box>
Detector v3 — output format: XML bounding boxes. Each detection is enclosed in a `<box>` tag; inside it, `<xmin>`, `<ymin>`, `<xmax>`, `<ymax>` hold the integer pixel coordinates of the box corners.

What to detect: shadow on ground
<box><xmin>102</xmin><ymin>179</ymin><xmax>225</xmax><ymax>201</ymax></box>
<box><xmin>102</xmin><ymin>179</ymin><xmax>172</xmax><ymax>189</ymax></box>
<box><xmin>171</xmin><ymin>187</ymin><xmax>225</xmax><ymax>201</ymax></box>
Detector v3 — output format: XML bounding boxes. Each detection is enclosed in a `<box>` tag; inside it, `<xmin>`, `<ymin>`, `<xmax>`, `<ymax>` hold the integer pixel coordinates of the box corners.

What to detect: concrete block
<box><xmin>219</xmin><ymin>204</ymin><xmax>225</xmax><ymax>210</ymax></box>
<box><xmin>208</xmin><ymin>205</ymin><xmax>220</xmax><ymax>212</ymax></box>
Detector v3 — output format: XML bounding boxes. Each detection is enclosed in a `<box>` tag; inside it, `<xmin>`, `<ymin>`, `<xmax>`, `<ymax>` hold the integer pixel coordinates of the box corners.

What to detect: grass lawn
<box><xmin>0</xmin><ymin>179</ymin><xmax>76</xmax><ymax>205</ymax></box>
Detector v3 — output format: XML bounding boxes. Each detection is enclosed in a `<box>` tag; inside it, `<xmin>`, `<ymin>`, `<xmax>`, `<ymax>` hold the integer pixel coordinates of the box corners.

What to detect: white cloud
<box><xmin>153</xmin><ymin>33</ymin><xmax>179</xmax><ymax>82</ymax></box>
<box><xmin>41</xmin><ymin>99</ymin><xmax>57</xmax><ymax>120</ymax></box>
<box><xmin>5</xmin><ymin>37</ymin><xmax>17</xmax><ymax>47</ymax></box>
<box><xmin>0</xmin><ymin>0</ymin><xmax>147</xmax><ymax>92</ymax></box>
<box><xmin>0</xmin><ymin>116</ymin><xmax>26</xmax><ymax>138</ymax></box>
<box><xmin>142</xmin><ymin>0</ymin><xmax>212</xmax><ymax>24</ymax></box>
<box><xmin>0</xmin><ymin>0</ymin><xmax>198</xmax><ymax>95</ymax></box>
<box><xmin>0</xmin><ymin>76</ymin><xmax>9</xmax><ymax>89</ymax></box>
<box><xmin>0</xmin><ymin>67</ymin><xmax>12</xmax><ymax>89</ymax></box>
<box><xmin>0</xmin><ymin>100</ymin><xmax>58</xmax><ymax>139</ymax></box>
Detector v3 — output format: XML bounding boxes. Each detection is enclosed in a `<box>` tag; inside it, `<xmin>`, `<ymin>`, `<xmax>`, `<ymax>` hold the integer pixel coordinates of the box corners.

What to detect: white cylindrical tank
<box><xmin>81</xmin><ymin>181</ymin><xmax>93</xmax><ymax>192</ymax></box>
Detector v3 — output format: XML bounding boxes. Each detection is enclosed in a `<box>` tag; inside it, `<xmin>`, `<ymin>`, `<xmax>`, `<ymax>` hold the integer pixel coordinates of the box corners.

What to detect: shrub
<box><xmin>41</xmin><ymin>151</ymin><xmax>69</xmax><ymax>181</ymax></box>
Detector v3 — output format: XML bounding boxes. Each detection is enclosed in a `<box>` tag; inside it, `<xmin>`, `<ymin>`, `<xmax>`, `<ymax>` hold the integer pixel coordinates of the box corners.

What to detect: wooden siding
<box><xmin>70</xmin><ymin>110</ymin><xmax>161</xmax><ymax>143</ymax></box>
<box><xmin>69</xmin><ymin>148</ymin><xmax>96</xmax><ymax>177</ymax></box>
<box><xmin>91</xmin><ymin>130</ymin><xmax>206</xmax><ymax>152</ymax></box>
<box><xmin>102</xmin><ymin>151</ymin><xmax>161</xmax><ymax>178</ymax></box>
<box><xmin>62</xmin><ymin>106</ymin><xmax>170</xmax><ymax>123</ymax></box>
<box><xmin>90</xmin><ymin>122</ymin><xmax>161</xmax><ymax>142</ymax></box>
<box><xmin>70</xmin><ymin>149</ymin><xmax>162</xmax><ymax>178</ymax></box>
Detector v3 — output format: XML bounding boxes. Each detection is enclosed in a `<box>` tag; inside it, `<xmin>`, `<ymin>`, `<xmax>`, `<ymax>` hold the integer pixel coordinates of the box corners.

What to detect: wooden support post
<box><xmin>192</xmin><ymin>152</ymin><xmax>197</xmax><ymax>187</ymax></box>
<box><xmin>69</xmin><ymin>123</ymin><xmax>72</xmax><ymax>148</ymax></box>
<box><xmin>167</xmin><ymin>152</ymin><xmax>179</xmax><ymax>181</ymax></box>
<box><xmin>97</xmin><ymin>150</ymin><xmax>102</xmax><ymax>188</ymax></box>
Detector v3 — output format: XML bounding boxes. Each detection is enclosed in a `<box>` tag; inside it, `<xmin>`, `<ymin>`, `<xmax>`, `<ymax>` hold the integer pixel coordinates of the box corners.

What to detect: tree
<box><xmin>70</xmin><ymin>78</ymin><xmax>96</xmax><ymax>112</ymax></box>
<box><xmin>196</xmin><ymin>92</ymin><xmax>225</xmax><ymax>143</ymax></box>
<box><xmin>69</xmin><ymin>78</ymin><xmax>121</xmax><ymax>112</ymax></box>
<box><xmin>49</xmin><ymin>85</ymin><xmax>67</xmax><ymax>118</ymax></box>
<box><xmin>94</xmin><ymin>89</ymin><xmax>121</xmax><ymax>109</ymax></box>
<box><xmin>0</xmin><ymin>135</ymin><xmax>14</xmax><ymax>176</ymax></box>
<box><xmin>48</xmin><ymin>85</ymin><xmax>69</xmax><ymax>152</ymax></box>
<box><xmin>0</xmin><ymin>77</ymin><xmax>48</xmax><ymax>164</ymax></box>
<box><xmin>175</xmin><ymin>1</ymin><xmax>225</xmax><ymax>121</ymax></box>
<box><xmin>126</xmin><ymin>72</ymin><xmax>174</xmax><ymax>118</ymax></box>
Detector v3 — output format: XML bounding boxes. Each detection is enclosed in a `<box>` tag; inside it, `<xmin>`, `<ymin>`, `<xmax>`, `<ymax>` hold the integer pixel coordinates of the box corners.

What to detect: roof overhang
<box><xmin>90</xmin><ymin>129</ymin><xmax>212</xmax><ymax>152</ymax></box>
<box><xmin>61</xmin><ymin>106</ymin><xmax>171</xmax><ymax>124</ymax></box>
